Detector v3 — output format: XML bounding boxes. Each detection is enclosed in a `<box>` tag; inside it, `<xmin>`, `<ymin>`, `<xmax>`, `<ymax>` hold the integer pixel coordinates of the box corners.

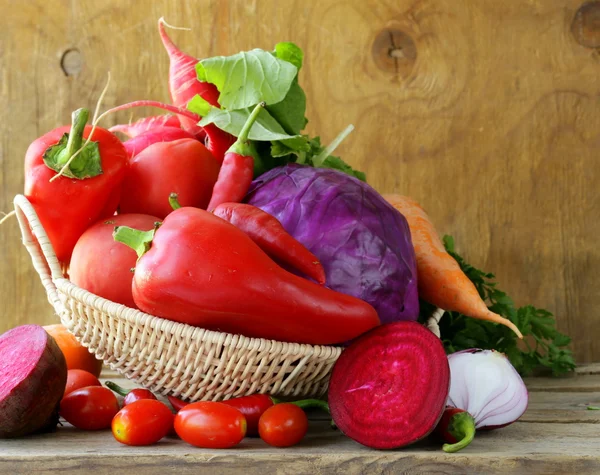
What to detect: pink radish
<box><xmin>123</xmin><ymin>126</ymin><xmax>195</xmax><ymax>157</ymax></box>
<box><xmin>0</xmin><ymin>325</ymin><xmax>67</xmax><ymax>438</ymax></box>
<box><xmin>109</xmin><ymin>115</ymin><xmax>181</xmax><ymax>138</ymax></box>
<box><xmin>158</xmin><ymin>18</ymin><xmax>235</xmax><ymax>163</ymax></box>
<box><xmin>328</xmin><ymin>321</ymin><xmax>450</xmax><ymax>450</ymax></box>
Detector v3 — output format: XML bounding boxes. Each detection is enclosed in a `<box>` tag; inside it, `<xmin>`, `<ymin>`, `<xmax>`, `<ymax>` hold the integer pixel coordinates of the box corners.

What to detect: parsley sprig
<box><xmin>420</xmin><ymin>235</ymin><xmax>576</xmax><ymax>376</ymax></box>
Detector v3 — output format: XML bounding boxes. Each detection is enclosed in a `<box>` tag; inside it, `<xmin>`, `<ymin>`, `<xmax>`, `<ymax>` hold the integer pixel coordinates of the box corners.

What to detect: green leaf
<box><xmin>196</xmin><ymin>49</ymin><xmax>298</xmax><ymax>110</ymax></box>
<box><xmin>266</xmin><ymin>80</ymin><xmax>307</xmax><ymax>135</ymax></box>
<box><xmin>274</xmin><ymin>42</ymin><xmax>303</xmax><ymax>70</ymax></box>
<box><xmin>187</xmin><ymin>94</ymin><xmax>213</xmax><ymax>117</ymax></box>
<box><xmin>199</xmin><ymin>107</ymin><xmax>300</xmax><ymax>141</ymax></box>
<box><xmin>422</xmin><ymin>235</ymin><xmax>576</xmax><ymax>377</ymax></box>
<box><xmin>319</xmin><ymin>155</ymin><xmax>367</xmax><ymax>181</ymax></box>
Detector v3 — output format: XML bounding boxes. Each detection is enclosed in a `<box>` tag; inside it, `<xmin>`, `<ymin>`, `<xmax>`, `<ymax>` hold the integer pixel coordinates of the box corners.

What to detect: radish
<box><xmin>157</xmin><ymin>18</ymin><xmax>236</xmax><ymax>163</ymax></box>
<box><xmin>328</xmin><ymin>321</ymin><xmax>450</xmax><ymax>450</ymax></box>
<box><xmin>109</xmin><ymin>115</ymin><xmax>181</xmax><ymax>138</ymax></box>
<box><xmin>0</xmin><ymin>325</ymin><xmax>67</xmax><ymax>438</ymax></box>
<box><xmin>123</xmin><ymin>126</ymin><xmax>196</xmax><ymax>157</ymax></box>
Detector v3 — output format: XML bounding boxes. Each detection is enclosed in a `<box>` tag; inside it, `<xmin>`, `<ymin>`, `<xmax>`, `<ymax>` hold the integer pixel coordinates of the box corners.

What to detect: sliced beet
<box><xmin>0</xmin><ymin>325</ymin><xmax>67</xmax><ymax>438</ymax></box>
<box><xmin>328</xmin><ymin>321</ymin><xmax>450</xmax><ymax>449</ymax></box>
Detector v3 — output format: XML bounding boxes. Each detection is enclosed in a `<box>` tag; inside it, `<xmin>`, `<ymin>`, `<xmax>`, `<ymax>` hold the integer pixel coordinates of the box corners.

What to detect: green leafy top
<box><xmin>196</xmin><ymin>49</ymin><xmax>298</xmax><ymax>110</ymax></box>
<box><xmin>419</xmin><ymin>236</ymin><xmax>576</xmax><ymax>377</ymax></box>
<box><xmin>188</xmin><ymin>42</ymin><xmax>365</xmax><ymax>181</ymax></box>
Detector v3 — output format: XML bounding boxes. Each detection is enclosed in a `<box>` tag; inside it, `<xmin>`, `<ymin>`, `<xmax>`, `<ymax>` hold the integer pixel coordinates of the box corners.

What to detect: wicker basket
<box><xmin>13</xmin><ymin>194</ymin><xmax>342</xmax><ymax>402</ymax></box>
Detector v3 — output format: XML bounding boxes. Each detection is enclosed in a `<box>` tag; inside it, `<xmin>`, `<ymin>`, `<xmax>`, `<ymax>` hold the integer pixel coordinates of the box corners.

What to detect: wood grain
<box><xmin>1</xmin><ymin>0</ymin><xmax>599</xmax><ymax>361</ymax></box>
<box><xmin>0</xmin><ymin>372</ymin><xmax>599</xmax><ymax>473</ymax></box>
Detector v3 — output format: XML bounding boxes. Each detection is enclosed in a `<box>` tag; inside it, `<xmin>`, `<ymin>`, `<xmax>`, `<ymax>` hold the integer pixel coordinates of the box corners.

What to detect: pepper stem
<box><xmin>57</xmin><ymin>108</ymin><xmax>89</xmax><ymax>167</ymax></box>
<box><xmin>227</xmin><ymin>102</ymin><xmax>265</xmax><ymax>158</ymax></box>
<box><xmin>442</xmin><ymin>411</ymin><xmax>476</xmax><ymax>453</ymax></box>
<box><xmin>289</xmin><ymin>398</ymin><xmax>330</xmax><ymax>414</ymax></box>
<box><xmin>105</xmin><ymin>381</ymin><xmax>129</xmax><ymax>397</ymax></box>
<box><xmin>169</xmin><ymin>192</ymin><xmax>182</xmax><ymax>210</ymax></box>
<box><xmin>113</xmin><ymin>223</ymin><xmax>161</xmax><ymax>259</ymax></box>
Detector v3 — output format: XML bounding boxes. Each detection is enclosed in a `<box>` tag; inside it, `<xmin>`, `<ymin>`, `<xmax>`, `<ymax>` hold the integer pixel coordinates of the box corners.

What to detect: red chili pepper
<box><xmin>24</xmin><ymin>108</ymin><xmax>127</xmax><ymax>262</ymax></box>
<box><xmin>105</xmin><ymin>381</ymin><xmax>157</xmax><ymax>406</ymax></box>
<box><xmin>206</xmin><ymin>103</ymin><xmax>265</xmax><ymax>211</ymax></box>
<box><xmin>435</xmin><ymin>407</ymin><xmax>476</xmax><ymax>453</ymax></box>
<box><xmin>113</xmin><ymin>207</ymin><xmax>380</xmax><ymax>345</ymax></box>
<box><xmin>212</xmin><ymin>202</ymin><xmax>326</xmax><ymax>285</ymax></box>
<box><xmin>167</xmin><ymin>395</ymin><xmax>188</xmax><ymax>413</ymax></box>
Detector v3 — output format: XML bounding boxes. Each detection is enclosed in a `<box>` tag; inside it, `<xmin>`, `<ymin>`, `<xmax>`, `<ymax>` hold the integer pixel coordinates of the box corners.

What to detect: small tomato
<box><xmin>112</xmin><ymin>399</ymin><xmax>174</xmax><ymax>446</ymax></box>
<box><xmin>174</xmin><ymin>401</ymin><xmax>246</xmax><ymax>448</ymax></box>
<box><xmin>60</xmin><ymin>386</ymin><xmax>120</xmax><ymax>430</ymax></box>
<box><xmin>258</xmin><ymin>403</ymin><xmax>308</xmax><ymax>447</ymax></box>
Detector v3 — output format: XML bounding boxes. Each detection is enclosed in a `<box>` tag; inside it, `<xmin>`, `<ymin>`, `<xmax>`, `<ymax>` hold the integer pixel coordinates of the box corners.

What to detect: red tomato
<box><xmin>64</xmin><ymin>369</ymin><xmax>101</xmax><ymax>397</ymax></box>
<box><xmin>123</xmin><ymin>388</ymin><xmax>157</xmax><ymax>406</ymax></box>
<box><xmin>174</xmin><ymin>401</ymin><xmax>246</xmax><ymax>448</ymax></box>
<box><xmin>119</xmin><ymin>139</ymin><xmax>220</xmax><ymax>219</ymax></box>
<box><xmin>258</xmin><ymin>403</ymin><xmax>308</xmax><ymax>447</ymax></box>
<box><xmin>60</xmin><ymin>386</ymin><xmax>120</xmax><ymax>430</ymax></box>
<box><xmin>112</xmin><ymin>399</ymin><xmax>174</xmax><ymax>446</ymax></box>
<box><xmin>69</xmin><ymin>213</ymin><xmax>159</xmax><ymax>308</ymax></box>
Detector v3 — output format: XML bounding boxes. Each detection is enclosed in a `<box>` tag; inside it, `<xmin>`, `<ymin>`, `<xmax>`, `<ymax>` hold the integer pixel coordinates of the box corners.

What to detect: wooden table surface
<box><xmin>1</xmin><ymin>365</ymin><xmax>599</xmax><ymax>475</ymax></box>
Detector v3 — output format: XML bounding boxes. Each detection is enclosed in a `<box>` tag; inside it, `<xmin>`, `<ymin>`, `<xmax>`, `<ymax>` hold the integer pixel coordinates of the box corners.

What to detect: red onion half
<box><xmin>447</xmin><ymin>349</ymin><xmax>528</xmax><ymax>429</ymax></box>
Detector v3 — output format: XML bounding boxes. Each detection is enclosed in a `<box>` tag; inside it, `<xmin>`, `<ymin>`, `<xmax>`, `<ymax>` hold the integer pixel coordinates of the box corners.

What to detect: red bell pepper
<box><xmin>24</xmin><ymin>108</ymin><xmax>128</xmax><ymax>262</ymax></box>
<box><xmin>207</xmin><ymin>103</ymin><xmax>265</xmax><ymax>211</ymax></box>
<box><xmin>113</xmin><ymin>207</ymin><xmax>379</xmax><ymax>345</ymax></box>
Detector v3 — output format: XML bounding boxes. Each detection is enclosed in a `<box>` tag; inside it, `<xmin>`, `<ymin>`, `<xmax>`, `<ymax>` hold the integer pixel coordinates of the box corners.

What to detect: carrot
<box><xmin>109</xmin><ymin>115</ymin><xmax>181</xmax><ymax>138</ymax></box>
<box><xmin>158</xmin><ymin>18</ymin><xmax>236</xmax><ymax>163</ymax></box>
<box><xmin>384</xmin><ymin>194</ymin><xmax>523</xmax><ymax>338</ymax></box>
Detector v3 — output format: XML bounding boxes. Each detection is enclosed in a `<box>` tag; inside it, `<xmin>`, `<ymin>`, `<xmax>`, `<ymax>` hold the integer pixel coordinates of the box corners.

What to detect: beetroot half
<box><xmin>328</xmin><ymin>321</ymin><xmax>450</xmax><ymax>449</ymax></box>
<box><xmin>0</xmin><ymin>325</ymin><xmax>67</xmax><ymax>438</ymax></box>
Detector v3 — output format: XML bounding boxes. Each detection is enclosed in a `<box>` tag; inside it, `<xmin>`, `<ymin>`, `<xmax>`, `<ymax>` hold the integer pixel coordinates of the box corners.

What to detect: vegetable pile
<box><xmin>0</xmin><ymin>17</ymin><xmax>576</xmax><ymax>452</ymax></box>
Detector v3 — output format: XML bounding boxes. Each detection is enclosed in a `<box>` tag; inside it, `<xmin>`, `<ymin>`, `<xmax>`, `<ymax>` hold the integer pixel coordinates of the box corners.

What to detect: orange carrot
<box><xmin>384</xmin><ymin>194</ymin><xmax>523</xmax><ymax>339</ymax></box>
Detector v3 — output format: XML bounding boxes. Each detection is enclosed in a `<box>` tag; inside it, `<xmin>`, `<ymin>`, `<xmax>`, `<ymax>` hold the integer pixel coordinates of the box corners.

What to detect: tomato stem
<box><xmin>169</xmin><ymin>193</ymin><xmax>182</xmax><ymax>210</ymax></box>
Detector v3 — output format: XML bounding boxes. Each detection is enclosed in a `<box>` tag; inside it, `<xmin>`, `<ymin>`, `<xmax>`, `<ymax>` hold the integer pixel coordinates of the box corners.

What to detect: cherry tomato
<box><xmin>123</xmin><ymin>388</ymin><xmax>157</xmax><ymax>406</ymax></box>
<box><xmin>112</xmin><ymin>399</ymin><xmax>174</xmax><ymax>446</ymax></box>
<box><xmin>60</xmin><ymin>386</ymin><xmax>120</xmax><ymax>430</ymax></box>
<box><xmin>174</xmin><ymin>401</ymin><xmax>246</xmax><ymax>448</ymax></box>
<box><xmin>64</xmin><ymin>369</ymin><xmax>101</xmax><ymax>397</ymax></box>
<box><xmin>258</xmin><ymin>403</ymin><xmax>308</xmax><ymax>447</ymax></box>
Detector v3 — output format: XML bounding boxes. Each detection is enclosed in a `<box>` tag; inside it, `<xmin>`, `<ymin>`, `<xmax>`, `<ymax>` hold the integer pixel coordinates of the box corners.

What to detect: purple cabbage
<box><xmin>245</xmin><ymin>164</ymin><xmax>419</xmax><ymax>323</ymax></box>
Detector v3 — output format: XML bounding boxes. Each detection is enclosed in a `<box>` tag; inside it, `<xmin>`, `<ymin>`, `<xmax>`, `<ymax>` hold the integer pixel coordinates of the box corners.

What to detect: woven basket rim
<box><xmin>13</xmin><ymin>194</ymin><xmax>344</xmax><ymax>358</ymax></box>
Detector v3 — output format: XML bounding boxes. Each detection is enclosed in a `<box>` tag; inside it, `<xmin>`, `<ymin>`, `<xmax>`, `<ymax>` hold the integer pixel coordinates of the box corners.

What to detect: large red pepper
<box><xmin>113</xmin><ymin>207</ymin><xmax>379</xmax><ymax>345</ymax></box>
<box><xmin>212</xmin><ymin>202</ymin><xmax>326</xmax><ymax>285</ymax></box>
<box><xmin>207</xmin><ymin>103</ymin><xmax>265</xmax><ymax>211</ymax></box>
<box><xmin>24</xmin><ymin>108</ymin><xmax>127</xmax><ymax>262</ymax></box>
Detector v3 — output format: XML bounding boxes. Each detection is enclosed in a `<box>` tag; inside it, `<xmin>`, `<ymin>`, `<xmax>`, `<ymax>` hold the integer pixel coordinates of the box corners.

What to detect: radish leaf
<box><xmin>199</xmin><ymin>107</ymin><xmax>300</xmax><ymax>141</ymax></box>
<box><xmin>196</xmin><ymin>49</ymin><xmax>297</xmax><ymax>110</ymax></box>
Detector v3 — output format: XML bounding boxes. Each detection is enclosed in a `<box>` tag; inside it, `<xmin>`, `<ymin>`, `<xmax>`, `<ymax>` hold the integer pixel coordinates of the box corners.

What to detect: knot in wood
<box><xmin>372</xmin><ymin>28</ymin><xmax>417</xmax><ymax>78</ymax></box>
<box><xmin>572</xmin><ymin>1</ymin><xmax>600</xmax><ymax>48</ymax></box>
<box><xmin>60</xmin><ymin>48</ymin><xmax>83</xmax><ymax>76</ymax></box>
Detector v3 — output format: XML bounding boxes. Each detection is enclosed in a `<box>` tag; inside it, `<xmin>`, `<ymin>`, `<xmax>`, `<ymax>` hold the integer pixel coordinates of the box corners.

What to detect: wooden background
<box><xmin>1</xmin><ymin>0</ymin><xmax>598</xmax><ymax>362</ymax></box>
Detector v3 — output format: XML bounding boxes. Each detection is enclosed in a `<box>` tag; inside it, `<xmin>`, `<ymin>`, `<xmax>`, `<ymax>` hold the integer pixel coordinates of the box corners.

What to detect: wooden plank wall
<box><xmin>1</xmin><ymin>0</ymin><xmax>598</xmax><ymax>362</ymax></box>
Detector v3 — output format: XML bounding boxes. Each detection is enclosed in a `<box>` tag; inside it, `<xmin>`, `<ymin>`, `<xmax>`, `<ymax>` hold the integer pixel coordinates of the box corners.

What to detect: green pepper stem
<box><xmin>56</xmin><ymin>108</ymin><xmax>89</xmax><ymax>167</ymax></box>
<box><xmin>169</xmin><ymin>192</ymin><xmax>181</xmax><ymax>210</ymax></box>
<box><xmin>113</xmin><ymin>224</ymin><xmax>160</xmax><ymax>259</ymax></box>
<box><xmin>228</xmin><ymin>102</ymin><xmax>265</xmax><ymax>159</ymax></box>
<box><xmin>442</xmin><ymin>411</ymin><xmax>476</xmax><ymax>453</ymax></box>
<box><xmin>105</xmin><ymin>381</ymin><xmax>129</xmax><ymax>397</ymax></box>
<box><xmin>289</xmin><ymin>398</ymin><xmax>330</xmax><ymax>414</ymax></box>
